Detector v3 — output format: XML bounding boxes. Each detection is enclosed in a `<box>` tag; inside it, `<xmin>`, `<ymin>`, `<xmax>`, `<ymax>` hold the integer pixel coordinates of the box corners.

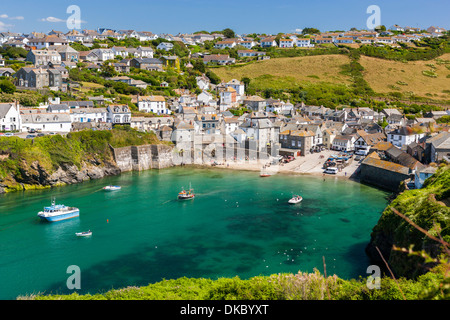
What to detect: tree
<box><xmin>222</xmin><ymin>28</ymin><xmax>235</xmax><ymax>39</ymax></box>
<box><xmin>192</xmin><ymin>59</ymin><xmax>206</xmax><ymax>73</ymax></box>
<box><xmin>302</xmin><ymin>27</ymin><xmax>321</xmax><ymax>35</ymax></box>
<box><xmin>100</xmin><ymin>62</ymin><xmax>117</xmax><ymax>78</ymax></box>
<box><xmin>205</xmin><ymin>70</ymin><xmax>221</xmax><ymax>85</ymax></box>
<box><xmin>375</xmin><ymin>25</ymin><xmax>387</xmax><ymax>32</ymax></box>
<box><xmin>241</xmin><ymin>77</ymin><xmax>251</xmax><ymax>91</ymax></box>
<box><xmin>0</xmin><ymin>79</ymin><xmax>16</xmax><ymax>94</ymax></box>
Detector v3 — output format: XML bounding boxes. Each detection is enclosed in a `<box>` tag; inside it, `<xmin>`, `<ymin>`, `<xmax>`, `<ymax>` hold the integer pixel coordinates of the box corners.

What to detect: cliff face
<box><xmin>0</xmin><ymin>143</ymin><xmax>175</xmax><ymax>194</ymax></box>
<box><xmin>0</xmin><ymin>159</ymin><xmax>122</xmax><ymax>193</ymax></box>
<box><xmin>0</xmin><ymin>128</ymin><xmax>175</xmax><ymax>194</ymax></box>
<box><xmin>365</xmin><ymin>165</ymin><xmax>450</xmax><ymax>279</ymax></box>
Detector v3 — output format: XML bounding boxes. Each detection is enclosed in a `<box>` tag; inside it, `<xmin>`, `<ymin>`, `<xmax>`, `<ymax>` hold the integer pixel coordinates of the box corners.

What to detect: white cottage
<box><xmin>0</xmin><ymin>103</ymin><xmax>21</xmax><ymax>132</ymax></box>
<box><xmin>107</xmin><ymin>105</ymin><xmax>131</xmax><ymax>124</ymax></box>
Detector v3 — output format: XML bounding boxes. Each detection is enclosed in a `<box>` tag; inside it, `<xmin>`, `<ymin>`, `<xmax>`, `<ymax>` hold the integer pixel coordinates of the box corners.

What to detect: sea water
<box><xmin>0</xmin><ymin>167</ymin><xmax>389</xmax><ymax>299</ymax></box>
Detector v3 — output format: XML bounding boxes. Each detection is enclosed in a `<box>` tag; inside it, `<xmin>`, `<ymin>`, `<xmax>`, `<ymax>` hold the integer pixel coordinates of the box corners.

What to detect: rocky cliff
<box><xmin>0</xmin><ymin>159</ymin><xmax>122</xmax><ymax>194</ymax></box>
<box><xmin>0</xmin><ymin>128</ymin><xmax>175</xmax><ymax>194</ymax></box>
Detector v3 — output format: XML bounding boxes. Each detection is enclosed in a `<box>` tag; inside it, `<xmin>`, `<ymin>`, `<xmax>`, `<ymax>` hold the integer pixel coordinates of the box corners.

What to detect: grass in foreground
<box><xmin>20</xmin><ymin>266</ymin><xmax>447</xmax><ymax>300</ymax></box>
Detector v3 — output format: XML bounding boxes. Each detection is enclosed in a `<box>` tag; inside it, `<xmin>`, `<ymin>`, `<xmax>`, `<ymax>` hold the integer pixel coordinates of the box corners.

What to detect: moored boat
<box><xmin>103</xmin><ymin>185</ymin><xmax>121</xmax><ymax>191</ymax></box>
<box><xmin>76</xmin><ymin>230</ymin><xmax>92</xmax><ymax>237</ymax></box>
<box><xmin>260</xmin><ymin>168</ymin><xmax>271</xmax><ymax>177</ymax></box>
<box><xmin>38</xmin><ymin>198</ymin><xmax>79</xmax><ymax>222</ymax></box>
<box><xmin>288</xmin><ymin>195</ymin><xmax>303</xmax><ymax>204</ymax></box>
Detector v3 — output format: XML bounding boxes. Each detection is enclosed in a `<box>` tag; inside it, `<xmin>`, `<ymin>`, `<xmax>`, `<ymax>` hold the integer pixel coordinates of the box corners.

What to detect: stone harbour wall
<box><xmin>111</xmin><ymin>144</ymin><xmax>174</xmax><ymax>172</ymax></box>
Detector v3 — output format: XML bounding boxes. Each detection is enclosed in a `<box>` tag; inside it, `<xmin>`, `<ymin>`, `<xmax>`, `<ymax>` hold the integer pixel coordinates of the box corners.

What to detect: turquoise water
<box><xmin>0</xmin><ymin>167</ymin><xmax>389</xmax><ymax>299</ymax></box>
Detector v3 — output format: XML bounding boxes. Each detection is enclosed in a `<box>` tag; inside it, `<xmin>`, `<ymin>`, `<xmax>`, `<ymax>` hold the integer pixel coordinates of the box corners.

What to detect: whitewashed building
<box><xmin>137</xmin><ymin>95</ymin><xmax>169</xmax><ymax>115</ymax></box>
<box><xmin>21</xmin><ymin>112</ymin><xmax>72</xmax><ymax>133</ymax></box>
<box><xmin>0</xmin><ymin>103</ymin><xmax>21</xmax><ymax>132</ymax></box>
<box><xmin>387</xmin><ymin>126</ymin><xmax>426</xmax><ymax>148</ymax></box>
<box><xmin>107</xmin><ymin>105</ymin><xmax>131</xmax><ymax>124</ymax></box>
<box><xmin>70</xmin><ymin>107</ymin><xmax>108</xmax><ymax>123</ymax></box>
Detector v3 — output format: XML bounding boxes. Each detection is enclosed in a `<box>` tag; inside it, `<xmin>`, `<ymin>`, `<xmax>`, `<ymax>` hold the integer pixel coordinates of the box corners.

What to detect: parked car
<box><xmin>37</xmin><ymin>133</ymin><xmax>46</xmax><ymax>137</ymax></box>
<box><xmin>28</xmin><ymin>129</ymin><xmax>36</xmax><ymax>134</ymax></box>
<box><xmin>4</xmin><ymin>133</ymin><xmax>14</xmax><ymax>137</ymax></box>
<box><xmin>26</xmin><ymin>134</ymin><xmax>36</xmax><ymax>139</ymax></box>
<box><xmin>324</xmin><ymin>167</ymin><xmax>339</xmax><ymax>174</ymax></box>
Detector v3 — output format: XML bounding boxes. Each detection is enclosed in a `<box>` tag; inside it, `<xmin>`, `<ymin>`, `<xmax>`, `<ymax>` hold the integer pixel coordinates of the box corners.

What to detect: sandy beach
<box><xmin>212</xmin><ymin>150</ymin><xmax>362</xmax><ymax>181</ymax></box>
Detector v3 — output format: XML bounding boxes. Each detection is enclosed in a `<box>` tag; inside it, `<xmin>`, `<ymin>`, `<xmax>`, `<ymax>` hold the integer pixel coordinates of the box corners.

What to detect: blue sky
<box><xmin>0</xmin><ymin>0</ymin><xmax>449</xmax><ymax>34</ymax></box>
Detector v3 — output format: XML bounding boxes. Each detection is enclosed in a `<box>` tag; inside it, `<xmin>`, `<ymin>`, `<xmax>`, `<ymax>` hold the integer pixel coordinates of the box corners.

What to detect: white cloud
<box><xmin>0</xmin><ymin>14</ymin><xmax>24</xmax><ymax>20</ymax></box>
<box><xmin>41</xmin><ymin>16</ymin><xmax>66</xmax><ymax>23</ymax></box>
<box><xmin>40</xmin><ymin>16</ymin><xmax>86</xmax><ymax>24</ymax></box>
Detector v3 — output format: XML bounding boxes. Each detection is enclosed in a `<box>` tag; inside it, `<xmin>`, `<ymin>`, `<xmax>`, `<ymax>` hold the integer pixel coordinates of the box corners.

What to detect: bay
<box><xmin>0</xmin><ymin>167</ymin><xmax>389</xmax><ymax>299</ymax></box>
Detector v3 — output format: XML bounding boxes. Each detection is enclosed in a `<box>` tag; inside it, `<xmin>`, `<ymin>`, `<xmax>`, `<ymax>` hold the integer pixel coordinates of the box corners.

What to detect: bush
<box><xmin>0</xmin><ymin>79</ymin><xmax>16</xmax><ymax>94</ymax></box>
<box><xmin>422</xmin><ymin>70</ymin><xmax>438</xmax><ymax>78</ymax></box>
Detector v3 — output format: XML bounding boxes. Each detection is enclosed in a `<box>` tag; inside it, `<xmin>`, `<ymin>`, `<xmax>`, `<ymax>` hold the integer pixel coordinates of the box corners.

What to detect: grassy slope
<box><xmin>213</xmin><ymin>53</ymin><xmax>450</xmax><ymax>99</ymax></box>
<box><xmin>213</xmin><ymin>55</ymin><xmax>352</xmax><ymax>90</ymax></box>
<box><xmin>27</xmin><ymin>267</ymin><xmax>447</xmax><ymax>300</ymax></box>
<box><xmin>360</xmin><ymin>53</ymin><xmax>450</xmax><ymax>100</ymax></box>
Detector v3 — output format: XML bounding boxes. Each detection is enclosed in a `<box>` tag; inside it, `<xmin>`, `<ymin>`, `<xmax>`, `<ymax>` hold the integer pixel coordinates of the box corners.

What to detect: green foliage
<box><xmin>267</xmin><ymin>46</ymin><xmax>346</xmax><ymax>59</ymax></box>
<box><xmin>436</xmin><ymin>115</ymin><xmax>450</xmax><ymax>124</ymax></box>
<box><xmin>29</xmin><ymin>265</ymin><xmax>447</xmax><ymax>300</ymax></box>
<box><xmin>339</xmin><ymin>49</ymin><xmax>374</xmax><ymax>96</ymax></box>
<box><xmin>358</xmin><ymin>38</ymin><xmax>449</xmax><ymax>61</ymax></box>
<box><xmin>0</xmin><ymin>46</ymin><xmax>28</xmax><ymax>59</ymax></box>
<box><xmin>205</xmin><ymin>70</ymin><xmax>221</xmax><ymax>85</ymax></box>
<box><xmin>222</xmin><ymin>28</ymin><xmax>236</xmax><ymax>39</ymax></box>
<box><xmin>422</xmin><ymin>70</ymin><xmax>438</xmax><ymax>78</ymax></box>
<box><xmin>70</xmin><ymin>42</ymin><xmax>91</xmax><ymax>52</ymax></box>
<box><xmin>0</xmin><ymin>79</ymin><xmax>16</xmax><ymax>94</ymax></box>
<box><xmin>371</xmin><ymin>166</ymin><xmax>450</xmax><ymax>279</ymax></box>
<box><xmin>302</xmin><ymin>27</ymin><xmax>321</xmax><ymax>35</ymax></box>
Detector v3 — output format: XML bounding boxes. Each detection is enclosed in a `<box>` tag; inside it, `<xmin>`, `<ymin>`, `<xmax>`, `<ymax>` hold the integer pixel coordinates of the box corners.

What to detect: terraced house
<box><xmin>279</xmin><ymin>129</ymin><xmax>315</xmax><ymax>157</ymax></box>
<box><xmin>26</xmin><ymin>50</ymin><xmax>61</xmax><ymax>66</ymax></box>
<box><xmin>14</xmin><ymin>66</ymin><xmax>63</xmax><ymax>90</ymax></box>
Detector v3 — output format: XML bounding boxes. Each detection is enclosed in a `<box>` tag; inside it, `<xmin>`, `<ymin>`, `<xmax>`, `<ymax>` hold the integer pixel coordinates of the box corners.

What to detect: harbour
<box><xmin>0</xmin><ymin>167</ymin><xmax>389</xmax><ymax>299</ymax></box>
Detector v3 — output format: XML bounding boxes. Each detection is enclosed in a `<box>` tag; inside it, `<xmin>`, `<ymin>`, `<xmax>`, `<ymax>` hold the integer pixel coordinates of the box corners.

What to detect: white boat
<box><xmin>288</xmin><ymin>195</ymin><xmax>303</xmax><ymax>204</ymax></box>
<box><xmin>76</xmin><ymin>230</ymin><xmax>92</xmax><ymax>237</ymax></box>
<box><xmin>103</xmin><ymin>185</ymin><xmax>121</xmax><ymax>191</ymax></box>
<box><xmin>38</xmin><ymin>198</ymin><xmax>80</xmax><ymax>222</ymax></box>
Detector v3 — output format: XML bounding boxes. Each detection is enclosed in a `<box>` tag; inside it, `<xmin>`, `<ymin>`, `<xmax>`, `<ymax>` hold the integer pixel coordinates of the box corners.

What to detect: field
<box><xmin>359</xmin><ymin>53</ymin><xmax>450</xmax><ymax>100</ymax></box>
<box><xmin>213</xmin><ymin>54</ymin><xmax>352</xmax><ymax>90</ymax></box>
<box><xmin>213</xmin><ymin>53</ymin><xmax>450</xmax><ymax>99</ymax></box>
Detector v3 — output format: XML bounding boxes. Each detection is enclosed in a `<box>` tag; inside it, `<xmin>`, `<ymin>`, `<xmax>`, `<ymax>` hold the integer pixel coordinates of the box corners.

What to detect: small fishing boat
<box><xmin>260</xmin><ymin>168</ymin><xmax>271</xmax><ymax>177</ymax></box>
<box><xmin>288</xmin><ymin>195</ymin><xmax>303</xmax><ymax>204</ymax></box>
<box><xmin>178</xmin><ymin>184</ymin><xmax>195</xmax><ymax>200</ymax></box>
<box><xmin>76</xmin><ymin>230</ymin><xmax>92</xmax><ymax>237</ymax></box>
<box><xmin>38</xmin><ymin>198</ymin><xmax>79</xmax><ymax>222</ymax></box>
<box><xmin>103</xmin><ymin>185</ymin><xmax>121</xmax><ymax>191</ymax></box>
